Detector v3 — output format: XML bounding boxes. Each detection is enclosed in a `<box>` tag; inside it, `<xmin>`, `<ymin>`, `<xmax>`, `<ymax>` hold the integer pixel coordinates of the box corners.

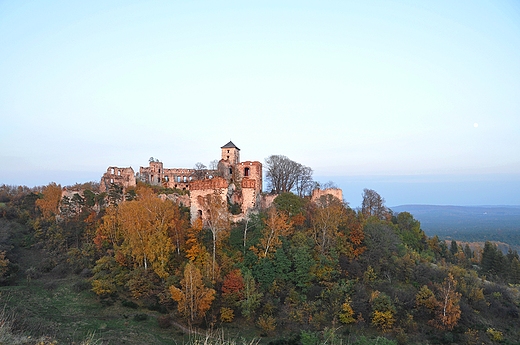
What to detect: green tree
<box><xmin>395</xmin><ymin>212</ymin><xmax>425</xmax><ymax>252</ymax></box>
<box><xmin>239</xmin><ymin>269</ymin><xmax>263</xmax><ymax>319</ymax></box>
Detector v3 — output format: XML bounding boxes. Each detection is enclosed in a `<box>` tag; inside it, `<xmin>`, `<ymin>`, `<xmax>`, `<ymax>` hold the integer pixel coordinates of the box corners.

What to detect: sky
<box><xmin>1</xmin><ymin>1</ymin><xmax>519</xmax><ymax>207</ymax></box>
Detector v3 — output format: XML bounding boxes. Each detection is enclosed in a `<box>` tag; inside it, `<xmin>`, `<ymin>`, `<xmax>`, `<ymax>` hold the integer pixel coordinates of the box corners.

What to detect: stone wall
<box><xmin>189</xmin><ymin>177</ymin><xmax>228</xmax><ymax>221</ymax></box>
<box><xmin>311</xmin><ymin>188</ymin><xmax>343</xmax><ymax>203</ymax></box>
<box><xmin>100</xmin><ymin>167</ymin><xmax>136</xmax><ymax>193</ymax></box>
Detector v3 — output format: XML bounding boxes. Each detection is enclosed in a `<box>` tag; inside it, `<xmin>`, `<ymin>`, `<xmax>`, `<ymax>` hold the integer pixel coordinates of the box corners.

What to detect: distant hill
<box><xmin>391</xmin><ymin>205</ymin><xmax>520</xmax><ymax>249</ymax></box>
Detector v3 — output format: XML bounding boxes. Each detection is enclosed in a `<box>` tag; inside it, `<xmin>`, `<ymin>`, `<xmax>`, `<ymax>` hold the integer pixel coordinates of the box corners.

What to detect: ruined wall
<box><xmin>100</xmin><ymin>167</ymin><xmax>136</xmax><ymax>193</ymax></box>
<box><xmin>162</xmin><ymin>168</ymin><xmax>196</xmax><ymax>190</ymax></box>
<box><xmin>101</xmin><ymin>142</ymin><xmax>269</xmax><ymax>223</ymax></box>
<box><xmin>311</xmin><ymin>188</ymin><xmax>343</xmax><ymax>203</ymax></box>
<box><xmin>158</xmin><ymin>193</ymin><xmax>191</xmax><ymax>207</ymax></box>
<box><xmin>139</xmin><ymin>161</ymin><xmax>164</xmax><ymax>186</ymax></box>
<box><xmin>189</xmin><ymin>177</ymin><xmax>228</xmax><ymax>221</ymax></box>
<box><xmin>237</xmin><ymin>161</ymin><xmax>262</xmax><ymax>193</ymax></box>
<box><xmin>261</xmin><ymin>194</ymin><xmax>277</xmax><ymax>210</ymax></box>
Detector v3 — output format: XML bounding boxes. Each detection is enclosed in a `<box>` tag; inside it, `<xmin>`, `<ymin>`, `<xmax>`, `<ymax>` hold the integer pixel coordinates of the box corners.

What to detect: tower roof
<box><xmin>221</xmin><ymin>141</ymin><xmax>240</xmax><ymax>150</ymax></box>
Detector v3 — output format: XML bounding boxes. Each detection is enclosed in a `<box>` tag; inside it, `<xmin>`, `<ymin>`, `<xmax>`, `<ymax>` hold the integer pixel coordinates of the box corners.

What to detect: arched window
<box><xmin>244</xmin><ymin>167</ymin><xmax>250</xmax><ymax>176</ymax></box>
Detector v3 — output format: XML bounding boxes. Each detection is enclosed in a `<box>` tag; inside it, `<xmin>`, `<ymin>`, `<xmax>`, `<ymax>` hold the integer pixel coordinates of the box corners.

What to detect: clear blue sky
<box><xmin>1</xmin><ymin>1</ymin><xmax>519</xmax><ymax>206</ymax></box>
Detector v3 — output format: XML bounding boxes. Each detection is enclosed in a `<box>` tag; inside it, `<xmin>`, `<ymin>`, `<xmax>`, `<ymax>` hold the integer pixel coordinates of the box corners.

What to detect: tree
<box><xmin>273</xmin><ymin>192</ymin><xmax>307</xmax><ymax>218</ymax></box>
<box><xmin>395</xmin><ymin>212</ymin><xmax>426</xmax><ymax>252</ymax></box>
<box><xmin>35</xmin><ymin>182</ymin><xmax>62</xmax><ymax>221</ymax></box>
<box><xmin>201</xmin><ymin>191</ymin><xmax>231</xmax><ymax>281</ymax></box>
<box><xmin>294</xmin><ymin>165</ymin><xmax>314</xmax><ymax>197</ymax></box>
<box><xmin>265</xmin><ymin>155</ymin><xmax>313</xmax><ymax>195</ymax></box>
<box><xmin>96</xmin><ymin>186</ymin><xmax>182</xmax><ymax>278</ymax></box>
<box><xmin>192</xmin><ymin>162</ymin><xmax>207</xmax><ymax>180</ymax></box>
<box><xmin>239</xmin><ymin>269</ymin><xmax>263</xmax><ymax>320</ymax></box>
<box><xmin>450</xmin><ymin>240</ymin><xmax>459</xmax><ymax>256</ymax></box>
<box><xmin>370</xmin><ymin>291</ymin><xmax>396</xmax><ymax>332</ymax></box>
<box><xmin>253</xmin><ymin>207</ymin><xmax>293</xmax><ymax>258</ymax></box>
<box><xmin>170</xmin><ymin>262</ymin><xmax>215</xmax><ymax>323</ymax></box>
<box><xmin>431</xmin><ymin>273</ymin><xmax>461</xmax><ymax>330</ymax></box>
<box><xmin>361</xmin><ymin>189</ymin><xmax>388</xmax><ymax>220</ymax></box>
<box><xmin>311</xmin><ymin>194</ymin><xmax>346</xmax><ymax>254</ymax></box>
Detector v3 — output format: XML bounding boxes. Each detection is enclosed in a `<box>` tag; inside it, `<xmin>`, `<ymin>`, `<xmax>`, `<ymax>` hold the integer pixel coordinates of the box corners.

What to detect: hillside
<box><xmin>2</xmin><ymin>185</ymin><xmax>520</xmax><ymax>344</ymax></box>
<box><xmin>391</xmin><ymin>205</ymin><xmax>520</xmax><ymax>248</ymax></box>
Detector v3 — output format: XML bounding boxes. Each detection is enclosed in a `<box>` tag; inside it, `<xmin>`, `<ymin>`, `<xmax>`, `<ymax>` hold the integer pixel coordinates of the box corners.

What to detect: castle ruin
<box><xmin>100</xmin><ymin>141</ymin><xmax>263</xmax><ymax>221</ymax></box>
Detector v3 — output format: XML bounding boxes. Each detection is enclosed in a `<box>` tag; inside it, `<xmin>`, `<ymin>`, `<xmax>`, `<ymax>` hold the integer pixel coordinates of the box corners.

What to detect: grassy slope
<box><xmin>1</xmin><ymin>276</ymin><xmax>186</xmax><ymax>344</ymax></box>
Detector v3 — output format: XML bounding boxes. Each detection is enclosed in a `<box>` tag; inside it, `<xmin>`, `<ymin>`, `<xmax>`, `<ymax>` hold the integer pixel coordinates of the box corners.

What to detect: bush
<box><xmin>122</xmin><ymin>300</ymin><xmax>138</xmax><ymax>309</ymax></box>
<box><xmin>133</xmin><ymin>313</ymin><xmax>148</xmax><ymax>322</ymax></box>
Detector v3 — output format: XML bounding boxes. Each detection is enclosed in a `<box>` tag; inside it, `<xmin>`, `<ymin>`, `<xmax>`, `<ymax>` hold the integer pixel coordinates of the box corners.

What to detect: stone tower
<box><xmin>221</xmin><ymin>141</ymin><xmax>240</xmax><ymax>165</ymax></box>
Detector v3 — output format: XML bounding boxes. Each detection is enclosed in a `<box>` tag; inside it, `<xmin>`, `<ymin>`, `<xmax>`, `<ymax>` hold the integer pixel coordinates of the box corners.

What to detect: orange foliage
<box><xmin>35</xmin><ymin>182</ymin><xmax>62</xmax><ymax>220</ymax></box>
<box><xmin>433</xmin><ymin>273</ymin><xmax>462</xmax><ymax>330</ymax></box>
<box><xmin>96</xmin><ymin>186</ymin><xmax>185</xmax><ymax>278</ymax></box>
<box><xmin>170</xmin><ymin>262</ymin><xmax>215</xmax><ymax>323</ymax></box>
<box><xmin>222</xmin><ymin>269</ymin><xmax>244</xmax><ymax>299</ymax></box>
<box><xmin>344</xmin><ymin>210</ymin><xmax>366</xmax><ymax>258</ymax></box>
<box><xmin>254</xmin><ymin>207</ymin><xmax>293</xmax><ymax>258</ymax></box>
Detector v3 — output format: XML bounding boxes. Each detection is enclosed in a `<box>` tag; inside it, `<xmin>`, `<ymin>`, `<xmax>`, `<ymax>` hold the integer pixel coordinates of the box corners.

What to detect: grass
<box><xmin>0</xmin><ymin>273</ymin><xmax>268</xmax><ymax>345</ymax></box>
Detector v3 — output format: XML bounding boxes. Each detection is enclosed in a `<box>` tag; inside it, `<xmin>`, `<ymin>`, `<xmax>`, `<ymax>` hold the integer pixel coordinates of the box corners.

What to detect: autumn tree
<box><xmin>35</xmin><ymin>182</ymin><xmax>62</xmax><ymax>220</ymax></box>
<box><xmin>201</xmin><ymin>191</ymin><xmax>231</xmax><ymax>281</ymax></box>
<box><xmin>344</xmin><ymin>208</ymin><xmax>366</xmax><ymax>258</ymax></box>
<box><xmin>222</xmin><ymin>269</ymin><xmax>245</xmax><ymax>307</ymax></box>
<box><xmin>253</xmin><ymin>207</ymin><xmax>293</xmax><ymax>258</ymax></box>
<box><xmin>170</xmin><ymin>262</ymin><xmax>215</xmax><ymax>323</ymax></box>
<box><xmin>370</xmin><ymin>291</ymin><xmax>396</xmax><ymax>332</ymax></box>
<box><xmin>310</xmin><ymin>194</ymin><xmax>346</xmax><ymax>254</ymax></box>
<box><xmin>96</xmin><ymin>186</ymin><xmax>183</xmax><ymax>278</ymax></box>
<box><xmin>265</xmin><ymin>155</ymin><xmax>313</xmax><ymax>195</ymax></box>
<box><xmin>430</xmin><ymin>273</ymin><xmax>461</xmax><ymax>330</ymax></box>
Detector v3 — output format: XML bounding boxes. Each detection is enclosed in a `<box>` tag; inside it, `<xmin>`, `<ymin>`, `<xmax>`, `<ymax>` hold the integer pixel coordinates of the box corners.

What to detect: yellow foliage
<box><xmin>339</xmin><ymin>297</ymin><xmax>355</xmax><ymax>324</ymax></box>
<box><xmin>254</xmin><ymin>208</ymin><xmax>293</xmax><ymax>259</ymax></box>
<box><xmin>91</xmin><ymin>279</ymin><xmax>116</xmax><ymax>296</ymax></box>
<box><xmin>169</xmin><ymin>262</ymin><xmax>215</xmax><ymax>322</ymax></box>
<box><xmin>257</xmin><ymin>314</ymin><xmax>276</xmax><ymax>334</ymax></box>
<box><xmin>416</xmin><ymin>285</ymin><xmax>437</xmax><ymax>311</ymax></box>
<box><xmin>486</xmin><ymin>328</ymin><xmax>504</xmax><ymax>342</ymax></box>
<box><xmin>371</xmin><ymin>310</ymin><xmax>395</xmax><ymax>332</ymax></box>
<box><xmin>220</xmin><ymin>307</ymin><xmax>235</xmax><ymax>323</ymax></box>
<box><xmin>35</xmin><ymin>183</ymin><xmax>62</xmax><ymax>220</ymax></box>
<box><xmin>97</xmin><ymin>188</ymin><xmax>183</xmax><ymax>278</ymax></box>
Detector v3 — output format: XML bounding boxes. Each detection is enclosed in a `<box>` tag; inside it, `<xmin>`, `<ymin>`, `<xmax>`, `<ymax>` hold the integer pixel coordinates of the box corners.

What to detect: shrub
<box><xmin>133</xmin><ymin>313</ymin><xmax>148</xmax><ymax>322</ymax></box>
<box><xmin>122</xmin><ymin>300</ymin><xmax>139</xmax><ymax>309</ymax></box>
<box><xmin>220</xmin><ymin>307</ymin><xmax>234</xmax><ymax>323</ymax></box>
<box><xmin>486</xmin><ymin>328</ymin><xmax>504</xmax><ymax>342</ymax></box>
<box><xmin>257</xmin><ymin>314</ymin><xmax>276</xmax><ymax>335</ymax></box>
